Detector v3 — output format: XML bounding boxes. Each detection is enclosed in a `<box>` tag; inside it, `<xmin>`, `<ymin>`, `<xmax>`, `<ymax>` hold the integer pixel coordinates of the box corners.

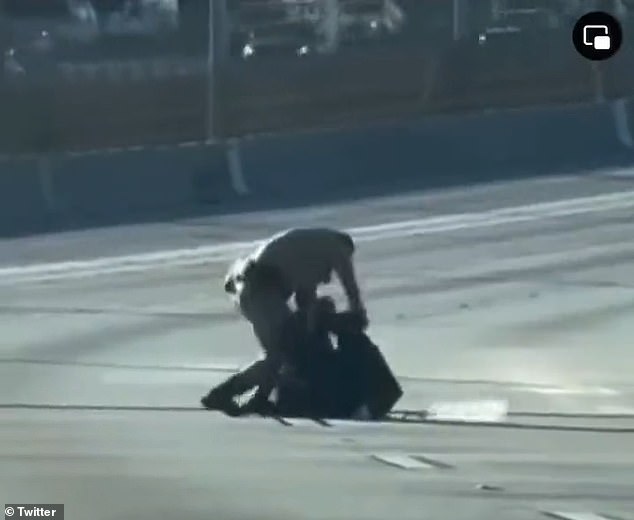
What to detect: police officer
<box><xmin>201</xmin><ymin>227</ymin><xmax>367</xmax><ymax>414</ymax></box>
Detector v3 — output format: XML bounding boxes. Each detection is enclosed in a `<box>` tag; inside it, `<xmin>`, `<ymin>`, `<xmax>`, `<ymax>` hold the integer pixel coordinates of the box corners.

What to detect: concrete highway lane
<box><xmin>0</xmin><ymin>411</ymin><xmax>633</xmax><ymax>520</ymax></box>
<box><xmin>1</xmin><ymin>171</ymin><xmax>634</xmax><ymax>518</ymax></box>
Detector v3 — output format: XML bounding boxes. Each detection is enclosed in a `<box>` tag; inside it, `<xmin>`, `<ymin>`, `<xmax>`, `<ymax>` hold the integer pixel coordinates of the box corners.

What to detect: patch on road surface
<box><xmin>426</xmin><ymin>400</ymin><xmax>509</xmax><ymax>423</ymax></box>
<box><xmin>370</xmin><ymin>453</ymin><xmax>453</xmax><ymax>470</ymax></box>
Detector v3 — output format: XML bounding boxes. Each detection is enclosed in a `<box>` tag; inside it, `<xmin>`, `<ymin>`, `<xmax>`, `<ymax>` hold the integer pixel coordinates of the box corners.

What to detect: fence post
<box><xmin>215</xmin><ymin>0</ymin><xmax>230</xmax><ymax>64</ymax></box>
<box><xmin>592</xmin><ymin>62</ymin><xmax>605</xmax><ymax>104</ymax></box>
<box><xmin>205</xmin><ymin>0</ymin><xmax>216</xmax><ymax>142</ymax></box>
<box><xmin>322</xmin><ymin>0</ymin><xmax>340</xmax><ymax>54</ymax></box>
<box><xmin>453</xmin><ymin>0</ymin><xmax>461</xmax><ymax>40</ymax></box>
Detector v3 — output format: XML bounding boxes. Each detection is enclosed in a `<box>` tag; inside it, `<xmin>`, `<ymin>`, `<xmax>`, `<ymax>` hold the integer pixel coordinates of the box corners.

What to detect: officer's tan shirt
<box><xmin>230</xmin><ymin>227</ymin><xmax>362</xmax><ymax>310</ymax></box>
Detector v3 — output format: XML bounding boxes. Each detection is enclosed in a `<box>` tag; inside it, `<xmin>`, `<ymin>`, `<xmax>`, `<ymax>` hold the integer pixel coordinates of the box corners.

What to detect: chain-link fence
<box><xmin>1</xmin><ymin>0</ymin><xmax>633</xmax><ymax>155</ymax></box>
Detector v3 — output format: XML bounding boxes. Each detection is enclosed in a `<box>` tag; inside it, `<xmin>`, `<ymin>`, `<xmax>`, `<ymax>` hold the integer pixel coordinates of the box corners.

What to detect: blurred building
<box><xmin>2</xmin><ymin>0</ymin><xmax>181</xmax><ymax>78</ymax></box>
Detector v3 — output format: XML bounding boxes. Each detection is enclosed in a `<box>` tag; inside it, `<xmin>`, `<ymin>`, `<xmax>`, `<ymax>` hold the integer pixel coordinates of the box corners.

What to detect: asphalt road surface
<box><xmin>1</xmin><ymin>170</ymin><xmax>634</xmax><ymax>519</ymax></box>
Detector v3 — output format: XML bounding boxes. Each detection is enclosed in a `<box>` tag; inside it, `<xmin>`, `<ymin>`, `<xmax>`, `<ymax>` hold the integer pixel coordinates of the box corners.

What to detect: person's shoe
<box><xmin>200</xmin><ymin>390</ymin><xmax>241</xmax><ymax>417</ymax></box>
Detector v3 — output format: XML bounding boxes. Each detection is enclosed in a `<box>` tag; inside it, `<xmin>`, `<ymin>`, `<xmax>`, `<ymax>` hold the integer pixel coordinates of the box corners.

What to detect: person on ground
<box><xmin>201</xmin><ymin>227</ymin><xmax>367</xmax><ymax>414</ymax></box>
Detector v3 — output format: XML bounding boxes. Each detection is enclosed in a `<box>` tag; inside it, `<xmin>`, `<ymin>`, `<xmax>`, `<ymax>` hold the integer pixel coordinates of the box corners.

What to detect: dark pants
<box><xmin>204</xmin><ymin>305</ymin><xmax>298</xmax><ymax>413</ymax></box>
<box><xmin>204</xmin><ymin>301</ymin><xmax>333</xmax><ymax>414</ymax></box>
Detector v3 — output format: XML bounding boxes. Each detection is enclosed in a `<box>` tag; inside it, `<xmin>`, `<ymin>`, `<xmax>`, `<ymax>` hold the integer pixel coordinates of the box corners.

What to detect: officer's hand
<box><xmin>224</xmin><ymin>277</ymin><xmax>236</xmax><ymax>294</ymax></box>
<box><xmin>357</xmin><ymin>307</ymin><xmax>369</xmax><ymax>330</ymax></box>
<box><xmin>349</xmin><ymin>305</ymin><xmax>368</xmax><ymax>331</ymax></box>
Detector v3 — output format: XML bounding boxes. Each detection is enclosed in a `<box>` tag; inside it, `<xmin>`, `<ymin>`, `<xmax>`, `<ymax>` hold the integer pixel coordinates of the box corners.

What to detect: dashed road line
<box><xmin>371</xmin><ymin>452</ymin><xmax>450</xmax><ymax>470</ymax></box>
<box><xmin>542</xmin><ymin>512</ymin><xmax>626</xmax><ymax>520</ymax></box>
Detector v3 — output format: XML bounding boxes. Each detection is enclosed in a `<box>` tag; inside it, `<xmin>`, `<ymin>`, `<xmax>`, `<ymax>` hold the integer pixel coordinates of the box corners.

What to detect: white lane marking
<box><xmin>542</xmin><ymin>512</ymin><xmax>616</xmax><ymax>520</ymax></box>
<box><xmin>279</xmin><ymin>418</ymin><xmax>333</xmax><ymax>427</ymax></box>
<box><xmin>432</xmin><ymin>242</ymin><xmax>634</xmax><ymax>279</ymax></box>
<box><xmin>426</xmin><ymin>400</ymin><xmax>509</xmax><ymax>423</ymax></box>
<box><xmin>596</xmin><ymin>405</ymin><xmax>634</xmax><ymax>414</ymax></box>
<box><xmin>516</xmin><ymin>386</ymin><xmax>620</xmax><ymax>396</ymax></box>
<box><xmin>182</xmin><ymin>363</ymin><xmax>240</xmax><ymax>371</ymax></box>
<box><xmin>3</xmin><ymin>190</ymin><xmax>634</xmax><ymax>284</ymax></box>
<box><xmin>476</xmin><ymin>483</ymin><xmax>504</xmax><ymax>491</ymax></box>
<box><xmin>603</xmin><ymin>170</ymin><xmax>634</xmax><ymax>178</ymax></box>
<box><xmin>371</xmin><ymin>453</ymin><xmax>444</xmax><ymax>470</ymax></box>
<box><xmin>325</xmin><ymin>418</ymin><xmax>390</xmax><ymax>429</ymax></box>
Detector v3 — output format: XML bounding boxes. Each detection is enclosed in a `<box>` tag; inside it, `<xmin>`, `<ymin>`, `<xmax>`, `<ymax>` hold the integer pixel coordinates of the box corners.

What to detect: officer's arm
<box><xmin>333</xmin><ymin>255</ymin><xmax>363</xmax><ymax>312</ymax></box>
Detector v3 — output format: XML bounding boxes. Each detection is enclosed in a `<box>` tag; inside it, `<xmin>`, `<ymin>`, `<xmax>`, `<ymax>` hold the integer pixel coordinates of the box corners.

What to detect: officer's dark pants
<box><xmin>205</xmin><ymin>283</ymin><xmax>295</xmax><ymax>410</ymax></box>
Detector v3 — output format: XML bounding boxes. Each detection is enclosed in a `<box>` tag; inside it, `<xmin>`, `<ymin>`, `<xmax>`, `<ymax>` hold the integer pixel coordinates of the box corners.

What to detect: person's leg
<box><xmin>203</xmin><ymin>357</ymin><xmax>268</xmax><ymax>400</ymax></box>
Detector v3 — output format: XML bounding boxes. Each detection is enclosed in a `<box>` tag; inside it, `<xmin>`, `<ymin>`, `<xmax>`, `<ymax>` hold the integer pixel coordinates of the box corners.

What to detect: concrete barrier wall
<box><xmin>0</xmin><ymin>158</ymin><xmax>50</xmax><ymax>232</ymax></box>
<box><xmin>50</xmin><ymin>145</ymin><xmax>233</xmax><ymax>214</ymax></box>
<box><xmin>1</xmin><ymin>100</ymin><xmax>633</xmax><ymax>237</ymax></box>
<box><xmin>239</xmin><ymin>101</ymin><xmax>634</xmax><ymax>205</ymax></box>
<box><xmin>0</xmin><ymin>144</ymin><xmax>234</xmax><ymax>235</ymax></box>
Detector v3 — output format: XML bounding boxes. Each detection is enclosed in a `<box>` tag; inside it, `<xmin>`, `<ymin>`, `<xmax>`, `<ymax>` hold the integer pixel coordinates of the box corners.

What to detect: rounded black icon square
<box><xmin>573</xmin><ymin>11</ymin><xmax>622</xmax><ymax>61</ymax></box>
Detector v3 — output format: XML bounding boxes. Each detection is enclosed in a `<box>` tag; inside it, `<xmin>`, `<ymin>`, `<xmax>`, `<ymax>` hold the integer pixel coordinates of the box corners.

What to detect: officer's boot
<box><xmin>201</xmin><ymin>360</ymin><xmax>268</xmax><ymax>415</ymax></box>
